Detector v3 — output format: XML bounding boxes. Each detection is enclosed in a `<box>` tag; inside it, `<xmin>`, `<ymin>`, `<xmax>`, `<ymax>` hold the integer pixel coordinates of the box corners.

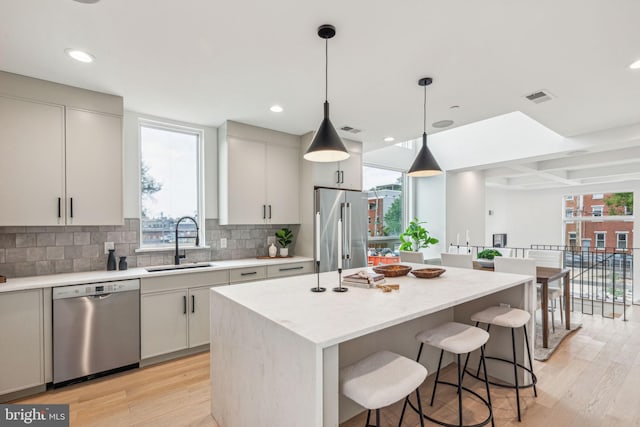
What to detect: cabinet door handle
<box><xmin>280</xmin><ymin>266</ymin><xmax>304</xmax><ymax>271</ymax></box>
<box><xmin>340</xmin><ymin>171</ymin><xmax>345</xmax><ymax>183</ymax></box>
<box><xmin>70</xmin><ymin>197</ymin><xmax>74</xmax><ymax>218</ymax></box>
<box><xmin>183</xmin><ymin>295</ymin><xmax>187</xmax><ymax>314</ymax></box>
<box><xmin>191</xmin><ymin>295</ymin><xmax>195</xmax><ymax>313</ymax></box>
<box><xmin>57</xmin><ymin>197</ymin><xmax>61</xmax><ymax>218</ymax></box>
<box><xmin>336</xmin><ymin>170</ymin><xmax>340</xmax><ymax>184</ymax></box>
<box><xmin>263</xmin><ymin>204</ymin><xmax>266</xmax><ymax>219</ymax></box>
<box><xmin>241</xmin><ymin>271</ymin><xmax>257</xmax><ymax>276</ymax></box>
<box><xmin>268</xmin><ymin>205</ymin><xmax>272</xmax><ymax>219</ymax></box>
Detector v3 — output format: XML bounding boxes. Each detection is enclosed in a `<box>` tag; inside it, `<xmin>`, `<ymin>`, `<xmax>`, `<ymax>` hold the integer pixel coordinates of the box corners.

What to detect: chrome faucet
<box><xmin>174</xmin><ymin>216</ymin><xmax>200</xmax><ymax>265</ymax></box>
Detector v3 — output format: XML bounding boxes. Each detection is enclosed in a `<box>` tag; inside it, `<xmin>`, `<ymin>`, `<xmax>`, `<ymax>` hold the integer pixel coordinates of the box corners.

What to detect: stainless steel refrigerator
<box><xmin>315</xmin><ymin>188</ymin><xmax>368</xmax><ymax>273</ymax></box>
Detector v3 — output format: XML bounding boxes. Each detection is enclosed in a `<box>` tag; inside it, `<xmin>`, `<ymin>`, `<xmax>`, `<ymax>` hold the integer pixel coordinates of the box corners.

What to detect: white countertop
<box><xmin>212</xmin><ymin>264</ymin><xmax>534</xmax><ymax>347</ymax></box>
<box><xmin>0</xmin><ymin>256</ymin><xmax>313</xmax><ymax>293</ymax></box>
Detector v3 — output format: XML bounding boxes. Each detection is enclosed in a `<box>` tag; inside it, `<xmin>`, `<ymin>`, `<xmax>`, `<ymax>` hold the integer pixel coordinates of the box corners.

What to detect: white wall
<box><xmin>122</xmin><ymin>111</ymin><xmax>218</xmax><ymax>219</ymax></box>
<box><xmin>413</xmin><ymin>174</ymin><xmax>446</xmax><ymax>260</ymax></box>
<box><xmin>445</xmin><ymin>170</ymin><xmax>486</xmax><ymax>248</ymax></box>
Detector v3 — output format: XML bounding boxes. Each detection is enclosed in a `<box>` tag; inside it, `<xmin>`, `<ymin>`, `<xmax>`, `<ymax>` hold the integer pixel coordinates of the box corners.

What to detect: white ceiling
<box><xmin>2</xmin><ymin>0</ymin><xmax>640</xmax><ymax>187</ymax></box>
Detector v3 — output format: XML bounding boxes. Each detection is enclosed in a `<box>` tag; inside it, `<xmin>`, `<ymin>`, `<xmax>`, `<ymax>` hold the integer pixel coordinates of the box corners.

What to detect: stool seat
<box><xmin>341</xmin><ymin>350</ymin><xmax>427</xmax><ymax>410</ymax></box>
<box><xmin>470</xmin><ymin>306</ymin><xmax>530</xmax><ymax>328</ymax></box>
<box><xmin>416</xmin><ymin>322</ymin><xmax>489</xmax><ymax>354</ymax></box>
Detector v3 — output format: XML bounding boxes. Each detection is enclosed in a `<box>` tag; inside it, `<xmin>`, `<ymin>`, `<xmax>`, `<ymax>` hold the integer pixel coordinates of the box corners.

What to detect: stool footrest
<box><xmin>406</xmin><ymin>381</ymin><xmax>493</xmax><ymax>427</ymax></box>
<box><xmin>465</xmin><ymin>355</ymin><xmax>537</xmax><ymax>390</ymax></box>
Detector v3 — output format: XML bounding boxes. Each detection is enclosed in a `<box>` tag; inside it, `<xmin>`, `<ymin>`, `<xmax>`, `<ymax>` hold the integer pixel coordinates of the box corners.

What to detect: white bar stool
<box><xmin>407</xmin><ymin>322</ymin><xmax>494</xmax><ymax>427</ymax></box>
<box><xmin>462</xmin><ymin>306</ymin><xmax>537</xmax><ymax>422</ymax></box>
<box><xmin>340</xmin><ymin>350</ymin><xmax>427</xmax><ymax>427</ymax></box>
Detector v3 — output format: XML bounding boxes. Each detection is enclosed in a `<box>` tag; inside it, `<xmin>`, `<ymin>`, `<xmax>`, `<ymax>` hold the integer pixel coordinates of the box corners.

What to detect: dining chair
<box><xmin>441</xmin><ymin>253</ymin><xmax>473</xmax><ymax>269</ymax></box>
<box><xmin>400</xmin><ymin>250</ymin><xmax>424</xmax><ymax>264</ymax></box>
<box><xmin>448</xmin><ymin>246</ymin><xmax>470</xmax><ymax>254</ymax></box>
<box><xmin>525</xmin><ymin>250</ymin><xmax>564</xmax><ymax>329</ymax></box>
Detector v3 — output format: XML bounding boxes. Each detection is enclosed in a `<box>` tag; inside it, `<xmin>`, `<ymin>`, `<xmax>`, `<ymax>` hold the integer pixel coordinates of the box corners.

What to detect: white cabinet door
<box><xmin>141</xmin><ymin>290</ymin><xmax>188</xmax><ymax>359</ymax></box>
<box><xmin>188</xmin><ymin>286</ymin><xmax>211</xmax><ymax>348</ymax></box>
<box><xmin>65</xmin><ymin>108</ymin><xmax>123</xmax><ymax>225</ymax></box>
<box><xmin>338</xmin><ymin>151</ymin><xmax>362</xmax><ymax>191</ymax></box>
<box><xmin>0</xmin><ymin>289</ymin><xmax>44</xmax><ymax>395</ymax></box>
<box><xmin>266</xmin><ymin>144</ymin><xmax>300</xmax><ymax>224</ymax></box>
<box><xmin>312</xmin><ymin>161</ymin><xmax>341</xmax><ymax>188</ymax></box>
<box><xmin>0</xmin><ymin>96</ymin><xmax>65</xmax><ymax>226</ymax></box>
<box><xmin>225</xmin><ymin>137</ymin><xmax>267</xmax><ymax>224</ymax></box>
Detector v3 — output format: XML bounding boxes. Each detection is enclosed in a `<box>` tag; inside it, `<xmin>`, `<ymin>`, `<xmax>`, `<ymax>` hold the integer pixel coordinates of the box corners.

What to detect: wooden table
<box><xmin>474</xmin><ymin>262</ymin><xmax>571</xmax><ymax>348</ymax></box>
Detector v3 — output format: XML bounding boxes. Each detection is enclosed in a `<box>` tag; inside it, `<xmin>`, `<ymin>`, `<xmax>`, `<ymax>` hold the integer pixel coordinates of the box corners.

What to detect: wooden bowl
<box><xmin>372</xmin><ymin>264</ymin><xmax>412</xmax><ymax>277</ymax></box>
<box><xmin>411</xmin><ymin>268</ymin><xmax>446</xmax><ymax>279</ymax></box>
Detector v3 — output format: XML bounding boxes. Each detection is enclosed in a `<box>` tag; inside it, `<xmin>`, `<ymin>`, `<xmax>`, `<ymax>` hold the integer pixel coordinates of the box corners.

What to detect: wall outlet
<box><xmin>104</xmin><ymin>241</ymin><xmax>115</xmax><ymax>254</ymax></box>
<box><xmin>267</xmin><ymin>236</ymin><xmax>276</xmax><ymax>245</ymax></box>
<box><xmin>220</xmin><ymin>238</ymin><xmax>227</xmax><ymax>249</ymax></box>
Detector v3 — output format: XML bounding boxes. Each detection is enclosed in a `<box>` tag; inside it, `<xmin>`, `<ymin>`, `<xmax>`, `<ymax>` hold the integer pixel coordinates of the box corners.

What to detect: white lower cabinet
<box><xmin>267</xmin><ymin>261</ymin><xmax>314</xmax><ymax>278</ymax></box>
<box><xmin>0</xmin><ymin>289</ymin><xmax>44</xmax><ymax>397</ymax></box>
<box><xmin>140</xmin><ymin>270</ymin><xmax>228</xmax><ymax>361</ymax></box>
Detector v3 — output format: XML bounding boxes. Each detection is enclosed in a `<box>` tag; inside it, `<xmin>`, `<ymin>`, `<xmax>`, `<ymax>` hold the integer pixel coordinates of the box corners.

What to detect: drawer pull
<box><xmin>280</xmin><ymin>266</ymin><xmax>304</xmax><ymax>271</ymax></box>
<box><xmin>241</xmin><ymin>271</ymin><xmax>258</xmax><ymax>276</ymax></box>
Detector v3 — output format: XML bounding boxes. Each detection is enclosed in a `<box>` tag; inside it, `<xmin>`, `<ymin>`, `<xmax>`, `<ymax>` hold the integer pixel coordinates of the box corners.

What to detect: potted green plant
<box><xmin>275</xmin><ymin>228</ymin><xmax>293</xmax><ymax>257</ymax></box>
<box><xmin>476</xmin><ymin>248</ymin><xmax>502</xmax><ymax>267</ymax></box>
<box><xmin>399</xmin><ymin>218</ymin><xmax>439</xmax><ymax>252</ymax></box>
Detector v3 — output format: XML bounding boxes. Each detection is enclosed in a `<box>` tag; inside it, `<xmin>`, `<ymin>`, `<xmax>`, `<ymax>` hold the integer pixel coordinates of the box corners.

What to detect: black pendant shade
<box><xmin>304</xmin><ymin>24</ymin><xmax>350</xmax><ymax>163</ymax></box>
<box><xmin>408</xmin><ymin>77</ymin><xmax>442</xmax><ymax>177</ymax></box>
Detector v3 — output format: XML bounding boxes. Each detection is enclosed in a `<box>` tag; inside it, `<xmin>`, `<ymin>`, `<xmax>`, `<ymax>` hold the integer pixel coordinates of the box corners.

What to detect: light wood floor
<box><xmin>15</xmin><ymin>306</ymin><xmax>640</xmax><ymax>426</ymax></box>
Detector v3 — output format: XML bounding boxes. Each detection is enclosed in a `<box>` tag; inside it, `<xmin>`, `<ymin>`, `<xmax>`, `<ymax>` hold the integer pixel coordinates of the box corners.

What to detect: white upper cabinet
<box><xmin>0</xmin><ymin>96</ymin><xmax>65</xmax><ymax>225</ymax></box>
<box><xmin>0</xmin><ymin>71</ymin><xmax>123</xmax><ymax>226</ymax></box>
<box><xmin>66</xmin><ymin>109</ymin><xmax>123</xmax><ymax>225</ymax></box>
<box><xmin>219</xmin><ymin>121</ymin><xmax>300</xmax><ymax>225</ymax></box>
<box><xmin>310</xmin><ymin>139</ymin><xmax>362</xmax><ymax>191</ymax></box>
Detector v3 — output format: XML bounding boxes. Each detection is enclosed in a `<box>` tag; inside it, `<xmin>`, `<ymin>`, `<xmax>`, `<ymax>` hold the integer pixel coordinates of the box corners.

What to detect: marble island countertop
<box><xmin>0</xmin><ymin>256</ymin><xmax>313</xmax><ymax>293</ymax></box>
<box><xmin>212</xmin><ymin>264</ymin><xmax>534</xmax><ymax>348</ymax></box>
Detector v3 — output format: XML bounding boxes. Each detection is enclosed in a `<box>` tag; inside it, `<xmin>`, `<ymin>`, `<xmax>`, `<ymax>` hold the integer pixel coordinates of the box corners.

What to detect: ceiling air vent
<box><xmin>340</xmin><ymin>126</ymin><xmax>362</xmax><ymax>134</ymax></box>
<box><xmin>525</xmin><ymin>90</ymin><xmax>553</xmax><ymax>104</ymax></box>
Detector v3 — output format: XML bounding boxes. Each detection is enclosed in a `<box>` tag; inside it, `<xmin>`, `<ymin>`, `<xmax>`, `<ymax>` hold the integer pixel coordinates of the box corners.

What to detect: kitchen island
<box><xmin>210</xmin><ymin>264</ymin><xmax>535</xmax><ymax>427</ymax></box>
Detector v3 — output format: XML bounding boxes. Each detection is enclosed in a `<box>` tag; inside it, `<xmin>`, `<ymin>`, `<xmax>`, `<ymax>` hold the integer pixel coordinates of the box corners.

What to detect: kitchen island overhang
<box><xmin>210</xmin><ymin>264</ymin><xmax>536</xmax><ymax>427</ymax></box>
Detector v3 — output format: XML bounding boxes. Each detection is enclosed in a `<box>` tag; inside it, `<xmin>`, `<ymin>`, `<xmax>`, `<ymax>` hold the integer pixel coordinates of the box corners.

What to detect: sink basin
<box><xmin>145</xmin><ymin>262</ymin><xmax>214</xmax><ymax>273</ymax></box>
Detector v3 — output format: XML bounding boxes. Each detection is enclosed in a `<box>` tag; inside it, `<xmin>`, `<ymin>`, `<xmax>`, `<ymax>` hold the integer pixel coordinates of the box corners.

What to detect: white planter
<box><xmin>280</xmin><ymin>248</ymin><xmax>289</xmax><ymax>257</ymax></box>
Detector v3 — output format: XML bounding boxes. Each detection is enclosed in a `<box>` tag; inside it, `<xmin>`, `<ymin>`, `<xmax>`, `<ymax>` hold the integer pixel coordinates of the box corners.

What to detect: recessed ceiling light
<box><xmin>432</xmin><ymin>119</ymin><xmax>454</xmax><ymax>128</ymax></box>
<box><xmin>270</xmin><ymin>105</ymin><xmax>283</xmax><ymax>113</ymax></box>
<box><xmin>65</xmin><ymin>49</ymin><xmax>95</xmax><ymax>63</ymax></box>
<box><xmin>629</xmin><ymin>59</ymin><xmax>640</xmax><ymax>70</ymax></box>
<box><xmin>383</xmin><ymin>137</ymin><xmax>395</xmax><ymax>142</ymax></box>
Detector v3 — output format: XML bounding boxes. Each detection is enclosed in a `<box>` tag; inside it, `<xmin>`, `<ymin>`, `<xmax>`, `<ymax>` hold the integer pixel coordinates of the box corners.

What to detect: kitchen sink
<box><xmin>145</xmin><ymin>262</ymin><xmax>215</xmax><ymax>272</ymax></box>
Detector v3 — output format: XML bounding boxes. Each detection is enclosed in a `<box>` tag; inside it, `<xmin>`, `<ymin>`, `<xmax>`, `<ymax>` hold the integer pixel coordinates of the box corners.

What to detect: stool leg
<box><xmin>480</xmin><ymin>346</ymin><xmax>495</xmax><ymax>427</ymax></box>
<box><xmin>457</xmin><ymin>354</ymin><xmax>463</xmax><ymax>427</ymax></box>
<box><xmin>476</xmin><ymin>324</ymin><xmax>491</xmax><ymax>377</ymax></box>
<box><xmin>415</xmin><ymin>342</ymin><xmax>424</xmax><ymax>362</ymax></box>
<box><xmin>399</xmin><ymin>395</ymin><xmax>409</xmax><ymax>426</ymax></box>
<box><xmin>523</xmin><ymin>324</ymin><xmax>537</xmax><ymax>398</ymax></box>
<box><xmin>461</xmin><ymin>321</ymin><xmax>480</xmax><ymax>387</ymax></box>
<box><xmin>430</xmin><ymin>349</ymin><xmax>444</xmax><ymax>406</ymax></box>
<box><xmin>365</xmin><ymin>409</ymin><xmax>371</xmax><ymax>427</ymax></box>
<box><xmin>376</xmin><ymin>408</ymin><xmax>381</xmax><ymax>427</ymax></box>
<box><xmin>416</xmin><ymin>387</ymin><xmax>426</xmax><ymax>427</ymax></box>
<box><xmin>511</xmin><ymin>327</ymin><xmax>522</xmax><ymax>422</ymax></box>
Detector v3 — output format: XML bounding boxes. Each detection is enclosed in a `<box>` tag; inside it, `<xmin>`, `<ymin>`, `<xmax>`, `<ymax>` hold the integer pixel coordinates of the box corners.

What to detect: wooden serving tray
<box><xmin>256</xmin><ymin>255</ymin><xmax>294</xmax><ymax>259</ymax></box>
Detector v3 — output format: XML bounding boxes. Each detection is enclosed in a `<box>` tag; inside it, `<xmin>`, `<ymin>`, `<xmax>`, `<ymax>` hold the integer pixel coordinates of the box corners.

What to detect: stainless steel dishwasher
<box><xmin>53</xmin><ymin>279</ymin><xmax>140</xmax><ymax>386</ymax></box>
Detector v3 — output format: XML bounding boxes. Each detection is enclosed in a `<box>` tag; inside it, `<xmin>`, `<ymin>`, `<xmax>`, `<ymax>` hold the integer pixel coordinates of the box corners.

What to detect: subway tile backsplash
<box><xmin>0</xmin><ymin>219</ymin><xmax>299</xmax><ymax>278</ymax></box>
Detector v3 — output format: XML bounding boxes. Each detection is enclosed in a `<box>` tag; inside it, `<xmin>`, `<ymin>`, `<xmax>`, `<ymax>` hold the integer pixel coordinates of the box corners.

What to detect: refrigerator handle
<box><xmin>345</xmin><ymin>202</ymin><xmax>352</xmax><ymax>262</ymax></box>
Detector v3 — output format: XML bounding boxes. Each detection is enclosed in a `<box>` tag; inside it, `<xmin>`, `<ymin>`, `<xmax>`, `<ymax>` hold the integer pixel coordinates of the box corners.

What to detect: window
<box><xmin>568</xmin><ymin>232</ymin><xmax>577</xmax><ymax>247</ymax></box>
<box><xmin>617</xmin><ymin>232</ymin><xmax>628</xmax><ymax>250</ymax></box>
<box><xmin>565</xmin><ymin>208</ymin><xmax>574</xmax><ymax>218</ymax></box>
<box><xmin>595</xmin><ymin>232</ymin><xmax>606</xmax><ymax>249</ymax></box>
<box><xmin>140</xmin><ymin>121</ymin><xmax>203</xmax><ymax>248</ymax></box>
<box><xmin>364</xmin><ymin>166</ymin><xmax>404</xmax><ymax>238</ymax></box>
<box><xmin>592</xmin><ymin>206</ymin><xmax>603</xmax><ymax>216</ymax></box>
<box><xmin>592</xmin><ymin>193</ymin><xmax>603</xmax><ymax>200</ymax></box>
<box><xmin>565</xmin><ymin>195</ymin><xmax>574</xmax><ymax>200</ymax></box>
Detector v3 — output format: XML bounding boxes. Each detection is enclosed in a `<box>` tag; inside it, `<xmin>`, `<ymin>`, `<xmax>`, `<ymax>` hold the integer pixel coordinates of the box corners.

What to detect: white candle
<box><xmin>466</xmin><ymin>230</ymin><xmax>470</xmax><ymax>244</ymax></box>
<box><xmin>315</xmin><ymin>212</ymin><xmax>321</xmax><ymax>263</ymax></box>
<box><xmin>456</xmin><ymin>233</ymin><xmax>460</xmax><ymax>245</ymax></box>
<box><xmin>337</xmin><ymin>218</ymin><xmax>343</xmax><ymax>269</ymax></box>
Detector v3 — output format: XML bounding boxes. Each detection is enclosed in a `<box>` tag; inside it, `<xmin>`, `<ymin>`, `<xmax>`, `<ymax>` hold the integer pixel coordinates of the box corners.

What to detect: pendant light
<box><xmin>304</xmin><ymin>24</ymin><xmax>350</xmax><ymax>162</ymax></box>
<box><xmin>408</xmin><ymin>77</ymin><xmax>442</xmax><ymax>177</ymax></box>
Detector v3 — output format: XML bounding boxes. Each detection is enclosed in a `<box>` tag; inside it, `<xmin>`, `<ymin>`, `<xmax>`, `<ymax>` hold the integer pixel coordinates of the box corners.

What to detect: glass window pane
<box><xmin>140</xmin><ymin>124</ymin><xmax>200</xmax><ymax>247</ymax></box>
<box><xmin>363</xmin><ymin>167</ymin><xmax>403</xmax><ymax>238</ymax></box>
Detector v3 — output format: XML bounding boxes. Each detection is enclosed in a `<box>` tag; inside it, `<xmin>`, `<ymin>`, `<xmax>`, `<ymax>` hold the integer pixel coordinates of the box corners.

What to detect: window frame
<box><xmin>616</xmin><ymin>232</ymin><xmax>628</xmax><ymax>250</ymax></box>
<box><xmin>594</xmin><ymin>231</ymin><xmax>606</xmax><ymax>249</ymax></box>
<box><xmin>363</xmin><ymin>164</ymin><xmax>406</xmax><ymax>239</ymax></box>
<box><xmin>138</xmin><ymin>119</ymin><xmax>205</xmax><ymax>250</ymax></box>
<box><xmin>592</xmin><ymin>205</ymin><xmax>604</xmax><ymax>217</ymax></box>
<box><xmin>568</xmin><ymin>232</ymin><xmax>577</xmax><ymax>247</ymax></box>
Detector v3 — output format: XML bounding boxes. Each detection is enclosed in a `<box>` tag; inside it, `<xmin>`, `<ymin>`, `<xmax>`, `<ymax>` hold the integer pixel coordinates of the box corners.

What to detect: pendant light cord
<box><xmin>423</xmin><ymin>84</ymin><xmax>427</xmax><ymax>134</ymax></box>
<box><xmin>325</xmin><ymin>38</ymin><xmax>329</xmax><ymax>102</ymax></box>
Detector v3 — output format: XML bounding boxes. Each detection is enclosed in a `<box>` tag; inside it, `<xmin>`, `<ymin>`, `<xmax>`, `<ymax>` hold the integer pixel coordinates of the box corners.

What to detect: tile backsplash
<box><xmin>0</xmin><ymin>219</ymin><xmax>299</xmax><ymax>278</ymax></box>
